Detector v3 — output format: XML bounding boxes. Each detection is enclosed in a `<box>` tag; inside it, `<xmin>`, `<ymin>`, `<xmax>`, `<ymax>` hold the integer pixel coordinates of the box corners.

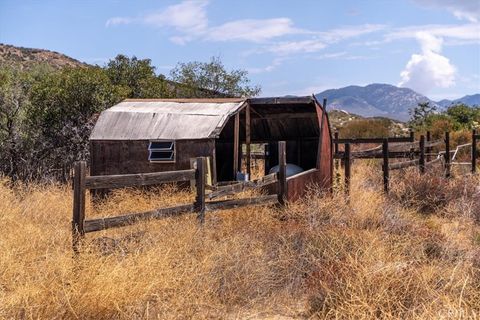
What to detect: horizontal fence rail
<box><xmin>335</xmin><ymin>151</ymin><xmax>420</xmax><ymax>159</ymax></box>
<box><xmin>208</xmin><ymin>172</ymin><xmax>278</xmax><ymax>199</ymax></box>
<box><xmin>84</xmin><ymin>204</ymin><xmax>195</xmax><ymax>233</ymax></box>
<box><xmin>335</xmin><ymin>130</ymin><xmax>478</xmax><ymax>195</ymax></box>
<box><xmin>333</xmin><ymin>136</ymin><xmax>414</xmax><ymax>144</ymax></box>
<box><xmin>207</xmin><ymin>194</ymin><xmax>278</xmax><ymax>211</ymax></box>
<box><xmin>72</xmin><ymin>142</ymin><xmax>289</xmax><ymax>254</ymax></box>
<box><xmin>389</xmin><ymin>159</ymin><xmax>419</xmax><ymax>170</ymax></box>
<box><xmin>85</xmin><ymin>169</ymin><xmax>196</xmax><ymax>189</ymax></box>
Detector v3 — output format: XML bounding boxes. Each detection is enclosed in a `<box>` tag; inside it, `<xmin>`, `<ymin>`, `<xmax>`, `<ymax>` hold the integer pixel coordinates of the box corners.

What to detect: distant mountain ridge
<box><xmin>316</xmin><ymin>84</ymin><xmax>479</xmax><ymax>122</ymax></box>
<box><xmin>437</xmin><ymin>94</ymin><xmax>480</xmax><ymax>108</ymax></box>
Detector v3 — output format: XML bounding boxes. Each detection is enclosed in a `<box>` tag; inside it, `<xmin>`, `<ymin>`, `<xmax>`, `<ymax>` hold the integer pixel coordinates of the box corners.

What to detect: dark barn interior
<box><xmin>216</xmin><ymin>97</ymin><xmax>324</xmax><ymax>182</ymax></box>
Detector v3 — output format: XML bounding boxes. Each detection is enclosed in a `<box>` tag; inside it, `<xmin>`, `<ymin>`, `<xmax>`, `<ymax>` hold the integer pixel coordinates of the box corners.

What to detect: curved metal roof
<box><xmin>90</xmin><ymin>99</ymin><xmax>247</xmax><ymax>140</ymax></box>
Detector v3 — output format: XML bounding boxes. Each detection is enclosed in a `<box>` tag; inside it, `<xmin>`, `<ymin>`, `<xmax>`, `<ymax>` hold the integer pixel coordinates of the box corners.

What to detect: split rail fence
<box><xmin>334</xmin><ymin>129</ymin><xmax>479</xmax><ymax>194</ymax></box>
<box><xmin>72</xmin><ymin>141</ymin><xmax>288</xmax><ymax>252</ymax></box>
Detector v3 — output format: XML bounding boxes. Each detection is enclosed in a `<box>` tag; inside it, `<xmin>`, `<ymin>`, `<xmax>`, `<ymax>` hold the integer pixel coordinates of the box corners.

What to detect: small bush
<box><xmin>391</xmin><ymin>169</ymin><xmax>479</xmax><ymax>218</ymax></box>
<box><xmin>339</xmin><ymin>118</ymin><xmax>391</xmax><ymax>138</ymax></box>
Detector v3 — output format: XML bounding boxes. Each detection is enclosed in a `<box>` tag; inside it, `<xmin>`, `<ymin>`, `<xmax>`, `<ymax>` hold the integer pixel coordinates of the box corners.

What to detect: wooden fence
<box><xmin>72</xmin><ymin>141</ymin><xmax>288</xmax><ymax>253</ymax></box>
<box><xmin>334</xmin><ymin>130</ymin><xmax>479</xmax><ymax>194</ymax></box>
<box><xmin>473</xmin><ymin>129</ymin><xmax>479</xmax><ymax>174</ymax></box>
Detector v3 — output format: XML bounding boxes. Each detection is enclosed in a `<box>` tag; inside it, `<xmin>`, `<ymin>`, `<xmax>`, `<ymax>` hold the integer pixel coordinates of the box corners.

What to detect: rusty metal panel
<box><xmin>286</xmin><ymin>169</ymin><xmax>325</xmax><ymax>201</ymax></box>
<box><xmin>320</xmin><ymin>109</ymin><xmax>333</xmax><ymax>189</ymax></box>
<box><xmin>314</xmin><ymin>100</ymin><xmax>333</xmax><ymax>191</ymax></box>
<box><xmin>90</xmin><ymin>100</ymin><xmax>246</xmax><ymax>140</ymax></box>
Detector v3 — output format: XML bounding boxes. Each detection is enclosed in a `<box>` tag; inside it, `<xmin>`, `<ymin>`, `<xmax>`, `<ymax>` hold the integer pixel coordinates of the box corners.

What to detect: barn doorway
<box><xmin>215</xmin><ymin>98</ymin><xmax>321</xmax><ymax>182</ymax></box>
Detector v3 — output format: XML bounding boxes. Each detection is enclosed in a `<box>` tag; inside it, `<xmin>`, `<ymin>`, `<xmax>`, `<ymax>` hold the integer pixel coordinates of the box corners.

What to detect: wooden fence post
<box><xmin>445</xmin><ymin>131</ymin><xmax>451</xmax><ymax>178</ymax></box>
<box><xmin>195</xmin><ymin>157</ymin><xmax>206</xmax><ymax>224</ymax></box>
<box><xmin>382</xmin><ymin>139</ymin><xmax>389</xmax><ymax>194</ymax></box>
<box><xmin>426</xmin><ymin>131</ymin><xmax>431</xmax><ymax>162</ymax></box>
<box><xmin>72</xmin><ymin>161</ymin><xmax>87</xmax><ymax>253</ymax></box>
<box><xmin>233</xmin><ymin>113</ymin><xmax>240</xmax><ymax>179</ymax></box>
<box><xmin>334</xmin><ymin>131</ymin><xmax>339</xmax><ymax>155</ymax></box>
<box><xmin>344</xmin><ymin>143</ymin><xmax>351</xmax><ymax>195</ymax></box>
<box><xmin>409</xmin><ymin>130</ymin><xmax>415</xmax><ymax>160</ymax></box>
<box><xmin>245</xmin><ymin>105</ymin><xmax>251</xmax><ymax>179</ymax></box>
<box><xmin>473</xmin><ymin>129</ymin><xmax>477</xmax><ymax>174</ymax></box>
<box><xmin>334</xmin><ymin>132</ymin><xmax>340</xmax><ymax>187</ymax></box>
<box><xmin>419</xmin><ymin>135</ymin><xmax>425</xmax><ymax>174</ymax></box>
<box><xmin>278</xmin><ymin>141</ymin><xmax>287</xmax><ymax>206</ymax></box>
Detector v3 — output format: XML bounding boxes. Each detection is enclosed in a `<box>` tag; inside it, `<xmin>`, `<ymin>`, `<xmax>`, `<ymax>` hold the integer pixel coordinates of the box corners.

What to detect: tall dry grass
<box><xmin>1</xmin><ymin>164</ymin><xmax>479</xmax><ymax>319</ymax></box>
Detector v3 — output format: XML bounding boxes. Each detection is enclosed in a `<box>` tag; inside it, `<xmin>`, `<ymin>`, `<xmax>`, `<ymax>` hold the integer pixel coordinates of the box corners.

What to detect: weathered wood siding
<box><xmin>90</xmin><ymin>139</ymin><xmax>215</xmax><ymax>176</ymax></box>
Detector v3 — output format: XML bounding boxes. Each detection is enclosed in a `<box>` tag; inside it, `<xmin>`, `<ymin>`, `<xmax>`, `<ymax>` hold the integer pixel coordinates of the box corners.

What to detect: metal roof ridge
<box><xmin>122</xmin><ymin>98</ymin><xmax>246</xmax><ymax>103</ymax></box>
<box><xmin>106</xmin><ymin>109</ymin><xmax>224</xmax><ymax>117</ymax></box>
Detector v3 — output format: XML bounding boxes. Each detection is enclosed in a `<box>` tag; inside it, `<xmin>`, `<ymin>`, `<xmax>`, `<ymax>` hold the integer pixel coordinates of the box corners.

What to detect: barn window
<box><xmin>148</xmin><ymin>141</ymin><xmax>175</xmax><ymax>162</ymax></box>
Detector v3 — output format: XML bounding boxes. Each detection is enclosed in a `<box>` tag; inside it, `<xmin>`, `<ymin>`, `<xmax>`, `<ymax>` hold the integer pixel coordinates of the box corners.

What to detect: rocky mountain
<box><xmin>437</xmin><ymin>94</ymin><xmax>480</xmax><ymax>108</ymax></box>
<box><xmin>0</xmin><ymin>43</ymin><xmax>86</xmax><ymax>70</ymax></box>
<box><xmin>316</xmin><ymin>83</ymin><xmax>434</xmax><ymax>122</ymax></box>
<box><xmin>317</xmin><ymin>84</ymin><xmax>480</xmax><ymax>122</ymax></box>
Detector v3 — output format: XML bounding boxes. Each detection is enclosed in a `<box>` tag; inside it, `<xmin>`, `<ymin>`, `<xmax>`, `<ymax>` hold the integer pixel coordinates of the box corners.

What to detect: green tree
<box><xmin>170</xmin><ymin>56</ymin><xmax>261</xmax><ymax>98</ymax></box>
<box><xmin>409</xmin><ymin>102</ymin><xmax>437</xmax><ymax>128</ymax></box>
<box><xmin>27</xmin><ymin>66</ymin><xmax>127</xmax><ymax>180</ymax></box>
<box><xmin>445</xmin><ymin>103</ymin><xmax>479</xmax><ymax>129</ymax></box>
<box><xmin>0</xmin><ymin>66</ymin><xmax>32</xmax><ymax>179</ymax></box>
<box><xmin>105</xmin><ymin>54</ymin><xmax>171</xmax><ymax>98</ymax></box>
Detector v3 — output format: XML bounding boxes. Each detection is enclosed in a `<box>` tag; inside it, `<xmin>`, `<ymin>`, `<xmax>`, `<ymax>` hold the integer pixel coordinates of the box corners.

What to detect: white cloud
<box><xmin>105</xmin><ymin>17</ymin><xmax>133</xmax><ymax>27</ymax></box>
<box><xmin>388</xmin><ymin>23</ymin><xmax>480</xmax><ymax>43</ymax></box>
<box><xmin>261</xmin><ymin>24</ymin><xmax>385</xmax><ymax>56</ymax></box>
<box><xmin>106</xmin><ymin>2</ymin><xmax>385</xmax><ymax>49</ymax></box>
<box><xmin>106</xmin><ymin>1</ymin><xmax>299</xmax><ymax>44</ymax></box>
<box><xmin>207</xmin><ymin>18</ymin><xmax>302</xmax><ymax>42</ymax></box>
<box><xmin>247</xmin><ymin>57</ymin><xmax>288</xmax><ymax>74</ymax></box>
<box><xmin>417</xmin><ymin>31</ymin><xmax>443</xmax><ymax>52</ymax></box>
<box><xmin>143</xmin><ymin>0</ymin><xmax>209</xmax><ymax>34</ymax></box>
<box><xmin>314</xmin><ymin>51</ymin><xmax>372</xmax><ymax>60</ymax></box>
<box><xmin>316</xmin><ymin>52</ymin><xmax>347</xmax><ymax>59</ymax></box>
<box><xmin>316</xmin><ymin>24</ymin><xmax>386</xmax><ymax>42</ymax></box>
<box><xmin>267</xmin><ymin>39</ymin><xmax>326</xmax><ymax>55</ymax></box>
<box><xmin>105</xmin><ymin>0</ymin><xmax>209</xmax><ymax>42</ymax></box>
<box><xmin>413</xmin><ymin>0</ymin><xmax>480</xmax><ymax>22</ymax></box>
<box><xmin>399</xmin><ymin>32</ymin><xmax>456</xmax><ymax>93</ymax></box>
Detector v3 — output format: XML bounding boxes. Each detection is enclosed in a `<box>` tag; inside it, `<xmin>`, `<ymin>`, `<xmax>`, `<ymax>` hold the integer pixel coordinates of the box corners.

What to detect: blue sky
<box><xmin>1</xmin><ymin>0</ymin><xmax>479</xmax><ymax>100</ymax></box>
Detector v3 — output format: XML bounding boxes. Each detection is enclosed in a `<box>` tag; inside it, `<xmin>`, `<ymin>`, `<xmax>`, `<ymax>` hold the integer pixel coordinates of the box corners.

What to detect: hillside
<box><xmin>317</xmin><ymin>83</ymin><xmax>434</xmax><ymax>122</ymax></box>
<box><xmin>328</xmin><ymin>109</ymin><xmax>408</xmax><ymax>136</ymax></box>
<box><xmin>0</xmin><ymin>43</ymin><xmax>86</xmax><ymax>70</ymax></box>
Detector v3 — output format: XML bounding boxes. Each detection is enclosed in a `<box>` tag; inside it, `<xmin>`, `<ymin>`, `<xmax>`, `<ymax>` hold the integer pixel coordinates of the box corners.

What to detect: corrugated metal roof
<box><xmin>90</xmin><ymin>100</ymin><xmax>246</xmax><ymax>140</ymax></box>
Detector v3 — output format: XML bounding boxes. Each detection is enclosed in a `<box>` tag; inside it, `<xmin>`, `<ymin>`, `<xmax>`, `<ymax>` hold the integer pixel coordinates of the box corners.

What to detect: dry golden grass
<box><xmin>1</xmin><ymin>164</ymin><xmax>479</xmax><ymax>319</ymax></box>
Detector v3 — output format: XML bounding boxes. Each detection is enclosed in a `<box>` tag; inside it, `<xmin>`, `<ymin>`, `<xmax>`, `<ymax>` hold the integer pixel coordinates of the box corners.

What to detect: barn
<box><xmin>89</xmin><ymin>96</ymin><xmax>333</xmax><ymax>200</ymax></box>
